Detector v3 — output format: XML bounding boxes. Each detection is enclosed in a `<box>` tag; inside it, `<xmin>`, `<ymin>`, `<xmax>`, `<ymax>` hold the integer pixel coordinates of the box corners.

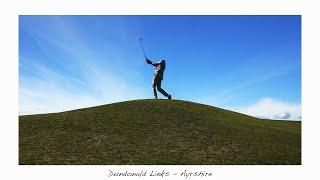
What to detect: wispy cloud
<box><xmin>19</xmin><ymin>16</ymin><xmax>148</xmax><ymax>115</ymax></box>
<box><xmin>195</xmin><ymin>66</ymin><xmax>298</xmax><ymax>108</ymax></box>
<box><xmin>234</xmin><ymin>98</ymin><xmax>301</xmax><ymax>120</ymax></box>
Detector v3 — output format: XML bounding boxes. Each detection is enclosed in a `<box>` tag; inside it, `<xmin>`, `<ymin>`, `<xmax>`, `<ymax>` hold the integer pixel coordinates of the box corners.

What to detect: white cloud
<box><xmin>19</xmin><ymin>82</ymin><xmax>104</xmax><ymax>115</ymax></box>
<box><xmin>235</xmin><ymin>98</ymin><xmax>301</xmax><ymax>120</ymax></box>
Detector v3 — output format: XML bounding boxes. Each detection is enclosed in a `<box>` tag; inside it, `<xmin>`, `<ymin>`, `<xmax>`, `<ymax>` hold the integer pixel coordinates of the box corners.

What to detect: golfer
<box><xmin>146</xmin><ymin>58</ymin><xmax>172</xmax><ymax>99</ymax></box>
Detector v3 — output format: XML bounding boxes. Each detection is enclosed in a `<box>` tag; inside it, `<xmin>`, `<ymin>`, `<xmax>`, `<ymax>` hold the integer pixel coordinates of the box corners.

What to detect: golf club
<box><xmin>139</xmin><ymin>38</ymin><xmax>147</xmax><ymax>59</ymax></box>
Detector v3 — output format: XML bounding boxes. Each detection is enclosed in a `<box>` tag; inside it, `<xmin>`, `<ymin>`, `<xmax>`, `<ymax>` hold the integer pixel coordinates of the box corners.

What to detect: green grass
<box><xmin>19</xmin><ymin>99</ymin><xmax>301</xmax><ymax>165</ymax></box>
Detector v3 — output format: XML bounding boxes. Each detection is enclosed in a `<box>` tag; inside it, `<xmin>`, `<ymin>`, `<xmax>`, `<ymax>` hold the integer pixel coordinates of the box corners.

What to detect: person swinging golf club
<box><xmin>146</xmin><ymin>58</ymin><xmax>172</xmax><ymax>99</ymax></box>
<box><xmin>139</xmin><ymin>38</ymin><xmax>171</xmax><ymax>99</ymax></box>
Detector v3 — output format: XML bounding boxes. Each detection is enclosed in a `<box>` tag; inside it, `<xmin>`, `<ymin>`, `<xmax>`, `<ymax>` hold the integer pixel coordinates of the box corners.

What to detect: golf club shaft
<box><xmin>139</xmin><ymin>39</ymin><xmax>147</xmax><ymax>58</ymax></box>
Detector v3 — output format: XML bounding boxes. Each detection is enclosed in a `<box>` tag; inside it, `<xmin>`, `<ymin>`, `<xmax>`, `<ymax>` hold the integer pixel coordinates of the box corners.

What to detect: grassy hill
<box><xmin>19</xmin><ymin>99</ymin><xmax>301</xmax><ymax>165</ymax></box>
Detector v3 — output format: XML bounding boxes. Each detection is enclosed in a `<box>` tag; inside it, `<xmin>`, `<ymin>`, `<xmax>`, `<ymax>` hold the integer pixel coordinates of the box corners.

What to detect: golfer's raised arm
<box><xmin>152</xmin><ymin>61</ymin><xmax>161</xmax><ymax>67</ymax></box>
<box><xmin>146</xmin><ymin>58</ymin><xmax>152</xmax><ymax>64</ymax></box>
<box><xmin>146</xmin><ymin>58</ymin><xmax>157</xmax><ymax>67</ymax></box>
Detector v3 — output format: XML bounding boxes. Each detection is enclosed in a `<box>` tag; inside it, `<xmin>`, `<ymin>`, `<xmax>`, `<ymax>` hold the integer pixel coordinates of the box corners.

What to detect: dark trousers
<box><xmin>153</xmin><ymin>84</ymin><xmax>169</xmax><ymax>98</ymax></box>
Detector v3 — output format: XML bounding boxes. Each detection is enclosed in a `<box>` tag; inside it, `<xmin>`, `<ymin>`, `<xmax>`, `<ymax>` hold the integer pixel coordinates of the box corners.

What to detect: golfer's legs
<box><xmin>157</xmin><ymin>84</ymin><xmax>169</xmax><ymax>97</ymax></box>
<box><xmin>152</xmin><ymin>85</ymin><xmax>158</xmax><ymax>99</ymax></box>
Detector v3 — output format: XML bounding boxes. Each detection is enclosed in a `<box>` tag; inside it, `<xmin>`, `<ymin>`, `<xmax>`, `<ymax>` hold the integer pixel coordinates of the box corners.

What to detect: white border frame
<box><xmin>1</xmin><ymin>0</ymin><xmax>319</xmax><ymax>179</ymax></box>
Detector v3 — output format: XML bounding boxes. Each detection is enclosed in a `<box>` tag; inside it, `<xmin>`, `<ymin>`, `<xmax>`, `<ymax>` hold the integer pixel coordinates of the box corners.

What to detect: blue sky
<box><xmin>19</xmin><ymin>15</ymin><xmax>301</xmax><ymax>119</ymax></box>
